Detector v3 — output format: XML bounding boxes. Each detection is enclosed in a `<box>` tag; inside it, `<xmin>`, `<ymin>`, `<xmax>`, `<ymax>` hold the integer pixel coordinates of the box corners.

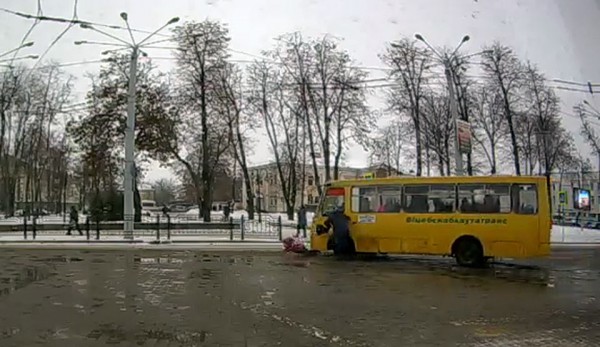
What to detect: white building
<box><xmin>241</xmin><ymin>162</ymin><xmax>403</xmax><ymax>213</ymax></box>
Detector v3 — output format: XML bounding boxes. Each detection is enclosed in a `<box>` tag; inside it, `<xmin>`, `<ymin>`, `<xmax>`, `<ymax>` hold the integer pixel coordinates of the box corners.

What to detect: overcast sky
<box><xmin>1</xmin><ymin>0</ymin><xmax>599</xmax><ymax>182</ymax></box>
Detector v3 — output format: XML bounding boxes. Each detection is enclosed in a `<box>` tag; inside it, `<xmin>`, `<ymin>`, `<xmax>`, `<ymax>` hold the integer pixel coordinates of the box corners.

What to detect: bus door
<box><xmin>311</xmin><ymin>186</ymin><xmax>346</xmax><ymax>251</ymax></box>
<box><xmin>348</xmin><ymin>186</ymin><xmax>402</xmax><ymax>253</ymax></box>
<box><xmin>511</xmin><ymin>183</ymin><xmax>542</xmax><ymax>249</ymax></box>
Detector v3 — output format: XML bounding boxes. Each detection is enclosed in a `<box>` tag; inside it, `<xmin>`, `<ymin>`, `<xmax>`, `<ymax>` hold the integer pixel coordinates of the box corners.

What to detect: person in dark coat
<box><xmin>322</xmin><ymin>206</ymin><xmax>355</xmax><ymax>256</ymax></box>
<box><xmin>296</xmin><ymin>205</ymin><xmax>307</xmax><ymax>237</ymax></box>
<box><xmin>66</xmin><ymin>206</ymin><xmax>83</xmax><ymax>236</ymax></box>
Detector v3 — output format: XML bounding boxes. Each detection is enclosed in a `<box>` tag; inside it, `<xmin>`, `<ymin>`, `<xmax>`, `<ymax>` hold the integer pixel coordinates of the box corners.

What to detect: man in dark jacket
<box><xmin>322</xmin><ymin>206</ymin><xmax>355</xmax><ymax>256</ymax></box>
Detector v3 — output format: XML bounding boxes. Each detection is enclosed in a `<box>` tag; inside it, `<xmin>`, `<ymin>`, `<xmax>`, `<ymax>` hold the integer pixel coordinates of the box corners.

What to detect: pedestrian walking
<box><xmin>223</xmin><ymin>202</ymin><xmax>231</xmax><ymax>220</ymax></box>
<box><xmin>66</xmin><ymin>206</ymin><xmax>83</xmax><ymax>236</ymax></box>
<box><xmin>296</xmin><ymin>205</ymin><xmax>307</xmax><ymax>237</ymax></box>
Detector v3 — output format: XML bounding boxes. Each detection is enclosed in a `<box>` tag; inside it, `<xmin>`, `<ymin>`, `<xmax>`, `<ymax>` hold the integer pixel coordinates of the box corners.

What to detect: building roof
<box><xmin>248</xmin><ymin>161</ymin><xmax>397</xmax><ymax>173</ymax></box>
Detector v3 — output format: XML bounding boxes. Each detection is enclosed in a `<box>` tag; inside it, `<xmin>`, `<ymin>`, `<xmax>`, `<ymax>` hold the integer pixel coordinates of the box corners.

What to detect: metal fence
<box><xmin>0</xmin><ymin>214</ymin><xmax>292</xmax><ymax>242</ymax></box>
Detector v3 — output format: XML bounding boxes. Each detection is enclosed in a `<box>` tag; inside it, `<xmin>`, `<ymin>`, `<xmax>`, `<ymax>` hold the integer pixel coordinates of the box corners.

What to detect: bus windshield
<box><xmin>317</xmin><ymin>187</ymin><xmax>345</xmax><ymax>216</ymax></box>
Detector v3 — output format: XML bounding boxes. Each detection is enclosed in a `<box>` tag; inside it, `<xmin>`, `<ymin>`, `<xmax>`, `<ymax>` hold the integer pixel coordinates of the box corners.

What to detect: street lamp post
<box><xmin>414</xmin><ymin>33</ymin><xmax>470</xmax><ymax>176</ymax></box>
<box><xmin>444</xmin><ymin>64</ymin><xmax>463</xmax><ymax>176</ymax></box>
<box><xmin>123</xmin><ymin>46</ymin><xmax>139</xmax><ymax>236</ymax></box>
<box><xmin>76</xmin><ymin>13</ymin><xmax>179</xmax><ymax>239</ymax></box>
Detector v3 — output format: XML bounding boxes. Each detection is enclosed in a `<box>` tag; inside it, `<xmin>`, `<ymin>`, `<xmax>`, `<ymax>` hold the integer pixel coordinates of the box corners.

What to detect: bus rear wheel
<box><xmin>454</xmin><ymin>237</ymin><xmax>484</xmax><ymax>267</ymax></box>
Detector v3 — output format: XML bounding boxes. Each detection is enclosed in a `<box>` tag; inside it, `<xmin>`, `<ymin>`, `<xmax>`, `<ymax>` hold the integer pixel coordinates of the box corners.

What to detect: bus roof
<box><xmin>325</xmin><ymin>175</ymin><xmax>547</xmax><ymax>187</ymax></box>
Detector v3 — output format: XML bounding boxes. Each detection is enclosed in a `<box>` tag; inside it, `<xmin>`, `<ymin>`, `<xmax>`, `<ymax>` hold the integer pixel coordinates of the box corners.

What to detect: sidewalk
<box><xmin>0</xmin><ymin>225</ymin><xmax>596</xmax><ymax>251</ymax></box>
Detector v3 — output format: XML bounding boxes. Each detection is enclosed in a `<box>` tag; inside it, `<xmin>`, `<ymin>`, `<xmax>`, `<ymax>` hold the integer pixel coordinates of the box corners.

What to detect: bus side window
<box><xmin>403</xmin><ymin>185</ymin><xmax>430</xmax><ymax>213</ymax></box>
<box><xmin>512</xmin><ymin>184</ymin><xmax>538</xmax><ymax>215</ymax></box>
<box><xmin>459</xmin><ymin>184</ymin><xmax>510</xmax><ymax>213</ymax></box>
<box><xmin>429</xmin><ymin>185</ymin><xmax>456</xmax><ymax>213</ymax></box>
<box><xmin>378</xmin><ymin>186</ymin><xmax>402</xmax><ymax>213</ymax></box>
<box><xmin>352</xmin><ymin>187</ymin><xmax>379</xmax><ymax>213</ymax></box>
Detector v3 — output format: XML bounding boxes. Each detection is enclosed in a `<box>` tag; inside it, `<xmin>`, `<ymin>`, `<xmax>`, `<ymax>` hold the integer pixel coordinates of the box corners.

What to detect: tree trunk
<box><xmin>201</xmin><ymin>184</ymin><xmax>213</xmax><ymax>222</ymax></box>
<box><xmin>414</xmin><ymin>118</ymin><xmax>423</xmax><ymax>176</ymax></box>
<box><xmin>506</xmin><ymin>116</ymin><xmax>521</xmax><ymax>175</ymax></box>
<box><xmin>437</xmin><ymin>157</ymin><xmax>444</xmax><ymax>176</ymax></box>
<box><xmin>466</xmin><ymin>152</ymin><xmax>473</xmax><ymax>176</ymax></box>
<box><xmin>240</xmin><ymin>166</ymin><xmax>255</xmax><ymax>220</ymax></box>
<box><xmin>490</xmin><ymin>139</ymin><xmax>497</xmax><ymax>174</ymax></box>
<box><xmin>286</xmin><ymin>204</ymin><xmax>294</xmax><ymax>221</ymax></box>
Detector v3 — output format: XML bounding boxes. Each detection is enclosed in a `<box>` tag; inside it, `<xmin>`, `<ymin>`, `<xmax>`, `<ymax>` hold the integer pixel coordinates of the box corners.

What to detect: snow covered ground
<box><xmin>1</xmin><ymin>212</ymin><xmax>599</xmax><ymax>244</ymax></box>
<box><xmin>551</xmin><ymin>225</ymin><xmax>600</xmax><ymax>243</ymax></box>
<box><xmin>0</xmin><ymin>211</ymin><xmax>314</xmax><ymax>225</ymax></box>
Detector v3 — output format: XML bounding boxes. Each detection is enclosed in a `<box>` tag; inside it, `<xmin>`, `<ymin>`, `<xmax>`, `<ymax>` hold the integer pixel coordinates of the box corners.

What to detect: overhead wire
<box><xmin>5</xmin><ymin>0</ymin><xmax>43</xmax><ymax>66</ymax></box>
<box><xmin>0</xmin><ymin>5</ymin><xmax>172</xmax><ymax>39</ymax></box>
<box><xmin>5</xmin><ymin>2</ymin><xmax>598</xmax><ymax>130</ymax></box>
<box><xmin>26</xmin><ymin>0</ymin><xmax>79</xmax><ymax>75</ymax></box>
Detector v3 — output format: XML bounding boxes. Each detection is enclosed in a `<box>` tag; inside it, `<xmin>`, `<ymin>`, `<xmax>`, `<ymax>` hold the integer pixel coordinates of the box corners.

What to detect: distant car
<box><xmin>170</xmin><ymin>204</ymin><xmax>192</xmax><ymax>213</ymax></box>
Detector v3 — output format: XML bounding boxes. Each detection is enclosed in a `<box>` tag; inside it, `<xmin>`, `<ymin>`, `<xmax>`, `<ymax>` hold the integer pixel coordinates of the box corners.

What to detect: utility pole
<box><xmin>123</xmin><ymin>46</ymin><xmax>138</xmax><ymax>238</ymax></box>
<box><xmin>256</xmin><ymin>172</ymin><xmax>262</xmax><ymax>223</ymax></box>
<box><xmin>414</xmin><ymin>33</ymin><xmax>489</xmax><ymax>176</ymax></box>
<box><xmin>300</xmin><ymin>114</ymin><xmax>307</xmax><ymax>206</ymax></box>
<box><xmin>76</xmin><ymin>13</ymin><xmax>179</xmax><ymax>239</ymax></box>
<box><xmin>444</xmin><ymin>63</ymin><xmax>463</xmax><ymax>176</ymax></box>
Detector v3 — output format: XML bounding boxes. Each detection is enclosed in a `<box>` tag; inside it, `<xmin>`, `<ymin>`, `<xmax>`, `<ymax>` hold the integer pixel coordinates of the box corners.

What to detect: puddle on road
<box><xmin>86</xmin><ymin>323</ymin><xmax>209</xmax><ymax>345</ymax></box>
<box><xmin>0</xmin><ymin>265</ymin><xmax>54</xmax><ymax>297</ymax></box>
<box><xmin>302</xmin><ymin>254</ymin><xmax>556</xmax><ymax>287</ymax></box>
<box><xmin>33</xmin><ymin>256</ymin><xmax>83</xmax><ymax>263</ymax></box>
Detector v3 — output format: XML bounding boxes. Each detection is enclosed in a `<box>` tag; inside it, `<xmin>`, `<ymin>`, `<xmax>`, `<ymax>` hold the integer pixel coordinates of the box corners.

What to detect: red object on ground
<box><xmin>282</xmin><ymin>237</ymin><xmax>307</xmax><ymax>253</ymax></box>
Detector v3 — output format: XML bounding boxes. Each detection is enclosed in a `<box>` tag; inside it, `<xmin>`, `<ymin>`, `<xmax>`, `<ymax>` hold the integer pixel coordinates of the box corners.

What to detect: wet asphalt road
<box><xmin>0</xmin><ymin>248</ymin><xmax>599</xmax><ymax>347</ymax></box>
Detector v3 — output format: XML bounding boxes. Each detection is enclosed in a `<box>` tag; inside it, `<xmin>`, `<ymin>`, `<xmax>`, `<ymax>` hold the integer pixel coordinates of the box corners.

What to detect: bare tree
<box><xmin>482</xmin><ymin>43</ymin><xmax>524</xmax><ymax>175</ymax></box>
<box><xmin>515</xmin><ymin>114</ymin><xmax>538</xmax><ymax>175</ymax></box>
<box><xmin>421</xmin><ymin>91</ymin><xmax>453</xmax><ymax>176</ymax></box>
<box><xmin>163</xmin><ymin>20</ymin><xmax>233</xmax><ymax>221</ymax></box>
<box><xmin>470</xmin><ymin>85</ymin><xmax>507</xmax><ymax>174</ymax></box>
<box><xmin>381</xmin><ymin>38</ymin><xmax>431</xmax><ymax>176</ymax></box>
<box><xmin>0</xmin><ymin>63</ymin><xmax>75</xmax><ymax>216</ymax></box>
<box><xmin>576</xmin><ymin>103</ymin><xmax>600</xmax><ymax>170</ymax></box>
<box><xmin>0</xmin><ymin>66</ymin><xmax>30</xmax><ymax>215</ymax></box>
<box><xmin>271</xmin><ymin>33</ymin><xmax>372</xmax><ymax>197</ymax></box>
<box><xmin>368</xmin><ymin>118</ymin><xmax>411</xmax><ymax>175</ymax></box>
<box><xmin>247</xmin><ymin>60</ymin><xmax>301</xmax><ymax>220</ymax></box>
<box><xmin>214</xmin><ymin>63</ymin><xmax>257</xmax><ymax>219</ymax></box>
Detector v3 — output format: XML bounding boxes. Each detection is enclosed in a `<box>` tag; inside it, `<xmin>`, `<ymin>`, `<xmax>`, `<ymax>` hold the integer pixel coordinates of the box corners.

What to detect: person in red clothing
<box><xmin>282</xmin><ymin>236</ymin><xmax>306</xmax><ymax>253</ymax></box>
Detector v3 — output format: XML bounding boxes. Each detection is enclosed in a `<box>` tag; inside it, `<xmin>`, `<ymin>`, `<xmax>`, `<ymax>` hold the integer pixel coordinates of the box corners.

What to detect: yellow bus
<box><xmin>310</xmin><ymin>175</ymin><xmax>551</xmax><ymax>266</ymax></box>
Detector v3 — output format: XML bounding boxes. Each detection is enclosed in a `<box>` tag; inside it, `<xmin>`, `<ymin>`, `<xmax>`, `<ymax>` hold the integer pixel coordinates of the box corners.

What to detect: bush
<box><xmin>89</xmin><ymin>189</ymin><xmax>142</xmax><ymax>222</ymax></box>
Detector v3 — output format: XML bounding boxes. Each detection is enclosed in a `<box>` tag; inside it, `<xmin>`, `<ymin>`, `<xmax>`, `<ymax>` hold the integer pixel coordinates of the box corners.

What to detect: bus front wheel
<box><xmin>453</xmin><ymin>237</ymin><xmax>484</xmax><ymax>267</ymax></box>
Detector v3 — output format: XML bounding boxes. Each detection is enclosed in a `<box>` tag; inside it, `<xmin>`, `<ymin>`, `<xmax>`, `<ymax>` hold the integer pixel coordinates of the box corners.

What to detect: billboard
<box><xmin>457</xmin><ymin>119</ymin><xmax>472</xmax><ymax>154</ymax></box>
<box><xmin>573</xmin><ymin>188</ymin><xmax>591</xmax><ymax>211</ymax></box>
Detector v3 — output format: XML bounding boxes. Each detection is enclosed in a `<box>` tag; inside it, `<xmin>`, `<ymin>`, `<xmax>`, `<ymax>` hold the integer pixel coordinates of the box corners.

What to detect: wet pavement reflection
<box><xmin>0</xmin><ymin>248</ymin><xmax>599</xmax><ymax>346</ymax></box>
